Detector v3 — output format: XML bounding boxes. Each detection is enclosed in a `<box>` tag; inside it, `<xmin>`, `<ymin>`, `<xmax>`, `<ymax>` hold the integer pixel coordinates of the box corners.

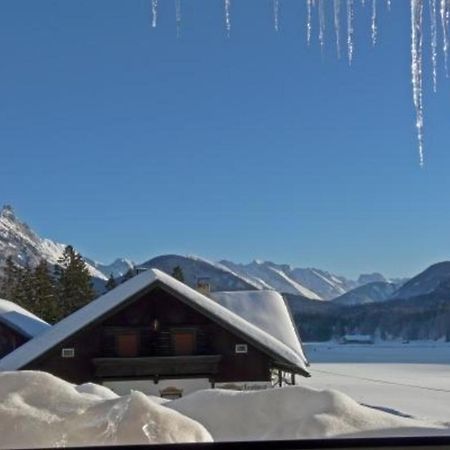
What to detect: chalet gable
<box><xmin>0</xmin><ymin>270</ymin><xmax>309</xmax><ymax>377</ymax></box>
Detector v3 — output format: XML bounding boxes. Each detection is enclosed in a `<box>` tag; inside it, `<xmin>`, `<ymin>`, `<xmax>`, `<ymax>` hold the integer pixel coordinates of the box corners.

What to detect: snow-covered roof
<box><xmin>210</xmin><ymin>290</ymin><xmax>307</xmax><ymax>363</ymax></box>
<box><xmin>0</xmin><ymin>299</ymin><xmax>50</xmax><ymax>339</ymax></box>
<box><xmin>0</xmin><ymin>269</ymin><xmax>309</xmax><ymax>375</ymax></box>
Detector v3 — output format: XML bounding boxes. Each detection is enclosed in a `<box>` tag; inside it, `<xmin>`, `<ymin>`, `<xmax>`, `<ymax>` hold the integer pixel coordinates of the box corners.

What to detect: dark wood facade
<box><xmin>25</xmin><ymin>286</ymin><xmax>273</xmax><ymax>385</ymax></box>
<box><xmin>0</xmin><ymin>322</ymin><xmax>27</xmax><ymax>359</ymax></box>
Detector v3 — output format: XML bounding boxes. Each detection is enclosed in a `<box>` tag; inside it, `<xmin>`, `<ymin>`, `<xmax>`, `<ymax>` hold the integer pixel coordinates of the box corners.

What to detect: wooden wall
<box><xmin>0</xmin><ymin>323</ymin><xmax>27</xmax><ymax>359</ymax></box>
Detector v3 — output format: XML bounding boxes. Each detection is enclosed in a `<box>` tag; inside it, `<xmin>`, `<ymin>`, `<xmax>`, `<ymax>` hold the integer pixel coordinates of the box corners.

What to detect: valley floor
<box><xmin>303</xmin><ymin>342</ymin><xmax>450</xmax><ymax>423</ymax></box>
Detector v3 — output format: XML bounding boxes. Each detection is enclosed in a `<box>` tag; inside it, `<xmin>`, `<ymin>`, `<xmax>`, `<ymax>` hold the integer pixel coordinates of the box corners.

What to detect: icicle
<box><xmin>152</xmin><ymin>0</ymin><xmax>158</xmax><ymax>28</ymax></box>
<box><xmin>318</xmin><ymin>0</ymin><xmax>326</xmax><ymax>51</ymax></box>
<box><xmin>225</xmin><ymin>0</ymin><xmax>231</xmax><ymax>37</ymax></box>
<box><xmin>175</xmin><ymin>0</ymin><xmax>182</xmax><ymax>38</ymax></box>
<box><xmin>440</xmin><ymin>0</ymin><xmax>450</xmax><ymax>75</ymax></box>
<box><xmin>371</xmin><ymin>0</ymin><xmax>377</xmax><ymax>46</ymax></box>
<box><xmin>347</xmin><ymin>0</ymin><xmax>354</xmax><ymax>64</ymax></box>
<box><xmin>386</xmin><ymin>0</ymin><xmax>391</xmax><ymax>10</ymax></box>
<box><xmin>273</xmin><ymin>0</ymin><xmax>280</xmax><ymax>32</ymax></box>
<box><xmin>430</xmin><ymin>0</ymin><xmax>438</xmax><ymax>91</ymax></box>
<box><xmin>334</xmin><ymin>0</ymin><xmax>342</xmax><ymax>58</ymax></box>
<box><xmin>411</xmin><ymin>0</ymin><xmax>425</xmax><ymax>166</ymax></box>
<box><xmin>307</xmin><ymin>0</ymin><xmax>313</xmax><ymax>45</ymax></box>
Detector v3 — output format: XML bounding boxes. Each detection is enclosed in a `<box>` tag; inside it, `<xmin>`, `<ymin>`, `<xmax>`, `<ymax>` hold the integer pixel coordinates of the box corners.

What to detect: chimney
<box><xmin>196</xmin><ymin>277</ymin><xmax>211</xmax><ymax>295</ymax></box>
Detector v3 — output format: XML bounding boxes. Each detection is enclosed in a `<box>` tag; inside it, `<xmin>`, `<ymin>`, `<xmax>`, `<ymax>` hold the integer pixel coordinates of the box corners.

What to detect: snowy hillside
<box><xmin>0</xmin><ymin>206</ymin><xmax>107</xmax><ymax>281</ymax></box>
<box><xmin>140</xmin><ymin>255</ymin><xmax>354</xmax><ymax>300</ymax></box>
<box><xmin>220</xmin><ymin>260</ymin><xmax>358</xmax><ymax>300</ymax></box>
<box><xmin>140</xmin><ymin>255</ymin><xmax>261</xmax><ymax>292</ymax></box>
<box><xmin>85</xmin><ymin>257</ymin><xmax>135</xmax><ymax>278</ymax></box>
<box><xmin>333</xmin><ymin>281</ymin><xmax>398</xmax><ymax>306</ymax></box>
<box><xmin>392</xmin><ymin>261</ymin><xmax>450</xmax><ymax>300</ymax></box>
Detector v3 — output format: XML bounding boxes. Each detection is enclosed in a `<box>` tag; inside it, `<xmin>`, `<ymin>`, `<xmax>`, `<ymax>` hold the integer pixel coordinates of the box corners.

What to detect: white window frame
<box><xmin>235</xmin><ymin>344</ymin><xmax>248</xmax><ymax>354</ymax></box>
<box><xmin>61</xmin><ymin>348</ymin><xmax>75</xmax><ymax>358</ymax></box>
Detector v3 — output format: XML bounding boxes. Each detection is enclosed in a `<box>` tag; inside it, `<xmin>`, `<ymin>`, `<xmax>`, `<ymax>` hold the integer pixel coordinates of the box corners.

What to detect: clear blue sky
<box><xmin>0</xmin><ymin>0</ymin><xmax>449</xmax><ymax>279</ymax></box>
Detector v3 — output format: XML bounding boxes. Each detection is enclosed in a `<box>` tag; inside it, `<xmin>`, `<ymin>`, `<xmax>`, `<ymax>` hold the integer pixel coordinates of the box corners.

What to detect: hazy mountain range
<box><xmin>2</xmin><ymin>204</ymin><xmax>449</xmax><ymax>307</ymax></box>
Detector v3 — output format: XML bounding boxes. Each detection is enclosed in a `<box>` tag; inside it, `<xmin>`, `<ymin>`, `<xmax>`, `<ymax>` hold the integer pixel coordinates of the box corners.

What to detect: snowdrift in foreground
<box><xmin>169</xmin><ymin>387</ymin><xmax>447</xmax><ymax>441</ymax></box>
<box><xmin>0</xmin><ymin>371</ymin><xmax>447</xmax><ymax>449</ymax></box>
<box><xmin>0</xmin><ymin>372</ymin><xmax>212</xmax><ymax>449</ymax></box>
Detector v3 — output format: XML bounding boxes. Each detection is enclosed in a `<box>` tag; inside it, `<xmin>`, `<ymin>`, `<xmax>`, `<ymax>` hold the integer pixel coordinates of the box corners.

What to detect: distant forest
<box><xmin>287</xmin><ymin>281</ymin><xmax>450</xmax><ymax>342</ymax></box>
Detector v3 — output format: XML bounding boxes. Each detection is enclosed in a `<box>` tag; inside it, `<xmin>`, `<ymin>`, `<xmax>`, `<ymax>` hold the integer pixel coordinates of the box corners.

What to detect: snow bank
<box><xmin>0</xmin><ymin>371</ymin><xmax>447</xmax><ymax>448</ymax></box>
<box><xmin>0</xmin><ymin>371</ymin><xmax>212</xmax><ymax>449</ymax></box>
<box><xmin>168</xmin><ymin>386</ymin><xmax>447</xmax><ymax>441</ymax></box>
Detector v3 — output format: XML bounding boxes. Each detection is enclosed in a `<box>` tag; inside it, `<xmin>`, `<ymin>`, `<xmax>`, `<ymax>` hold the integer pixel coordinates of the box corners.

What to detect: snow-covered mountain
<box><xmin>219</xmin><ymin>260</ymin><xmax>359</xmax><ymax>300</ymax></box>
<box><xmin>0</xmin><ymin>205</ymin><xmax>398</xmax><ymax>300</ymax></box>
<box><xmin>0</xmin><ymin>205</ymin><xmax>111</xmax><ymax>281</ymax></box>
<box><xmin>85</xmin><ymin>258</ymin><xmax>135</xmax><ymax>279</ymax></box>
<box><xmin>140</xmin><ymin>255</ymin><xmax>260</xmax><ymax>292</ymax></box>
<box><xmin>392</xmin><ymin>261</ymin><xmax>450</xmax><ymax>300</ymax></box>
<box><xmin>332</xmin><ymin>281</ymin><xmax>398</xmax><ymax>306</ymax></box>
<box><xmin>357</xmin><ymin>272</ymin><xmax>387</xmax><ymax>285</ymax></box>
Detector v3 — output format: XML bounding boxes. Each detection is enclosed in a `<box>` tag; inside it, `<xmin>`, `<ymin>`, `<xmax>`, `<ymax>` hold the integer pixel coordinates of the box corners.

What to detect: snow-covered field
<box><xmin>303</xmin><ymin>342</ymin><xmax>450</xmax><ymax>423</ymax></box>
<box><xmin>1</xmin><ymin>343</ymin><xmax>449</xmax><ymax>447</ymax></box>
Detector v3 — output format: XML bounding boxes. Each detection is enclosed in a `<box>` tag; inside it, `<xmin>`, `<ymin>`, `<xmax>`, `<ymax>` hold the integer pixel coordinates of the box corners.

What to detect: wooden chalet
<box><xmin>0</xmin><ymin>269</ymin><xmax>309</xmax><ymax>396</ymax></box>
<box><xmin>0</xmin><ymin>299</ymin><xmax>50</xmax><ymax>359</ymax></box>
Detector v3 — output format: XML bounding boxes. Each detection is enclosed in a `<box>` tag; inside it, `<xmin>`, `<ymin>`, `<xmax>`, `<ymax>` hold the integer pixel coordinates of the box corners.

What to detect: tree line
<box><xmin>290</xmin><ymin>285</ymin><xmax>450</xmax><ymax>343</ymax></box>
<box><xmin>0</xmin><ymin>246</ymin><xmax>96</xmax><ymax>324</ymax></box>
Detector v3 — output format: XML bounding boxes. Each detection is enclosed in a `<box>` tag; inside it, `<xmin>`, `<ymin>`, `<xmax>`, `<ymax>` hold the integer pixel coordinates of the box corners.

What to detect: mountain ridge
<box><xmin>0</xmin><ymin>204</ymin><xmax>407</xmax><ymax>301</ymax></box>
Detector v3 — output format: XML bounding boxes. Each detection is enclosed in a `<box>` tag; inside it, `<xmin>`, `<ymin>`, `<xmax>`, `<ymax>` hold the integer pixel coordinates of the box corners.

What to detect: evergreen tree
<box><xmin>105</xmin><ymin>273</ymin><xmax>117</xmax><ymax>291</ymax></box>
<box><xmin>15</xmin><ymin>264</ymin><xmax>34</xmax><ymax>310</ymax></box>
<box><xmin>0</xmin><ymin>257</ymin><xmax>33</xmax><ymax>310</ymax></box>
<box><xmin>56</xmin><ymin>245</ymin><xmax>95</xmax><ymax>319</ymax></box>
<box><xmin>0</xmin><ymin>256</ymin><xmax>20</xmax><ymax>300</ymax></box>
<box><xmin>122</xmin><ymin>267</ymin><xmax>136</xmax><ymax>283</ymax></box>
<box><xmin>172</xmin><ymin>265</ymin><xmax>185</xmax><ymax>282</ymax></box>
<box><xmin>32</xmin><ymin>260</ymin><xmax>59</xmax><ymax>323</ymax></box>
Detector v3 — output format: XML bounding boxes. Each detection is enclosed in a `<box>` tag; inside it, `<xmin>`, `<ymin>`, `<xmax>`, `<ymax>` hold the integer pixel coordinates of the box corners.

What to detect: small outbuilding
<box><xmin>341</xmin><ymin>334</ymin><xmax>374</xmax><ymax>345</ymax></box>
<box><xmin>0</xmin><ymin>269</ymin><xmax>309</xmax><ymax>396</ymax></box>
<box><xmin>0</xmin><ymin>298</ymin><xmax>51</xmax><ymax>359</ymax></box>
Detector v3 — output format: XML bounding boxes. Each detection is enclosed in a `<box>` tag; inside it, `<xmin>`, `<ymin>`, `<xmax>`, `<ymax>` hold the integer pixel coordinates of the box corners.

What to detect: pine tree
<box><xmin>122</xmin><ymin>267</ymin><xmax>136</xmax><ymax>283</ymax></box>
<box><xmin>32</xmin><ymin>260</ymin><xmax>59</xmax><ymax>323</ymax></box>
<box><xmin>56</xmin><ymin>245</ymin><xmax>95</xmax><ymax>319</ymax></box>
<box><xmin>0</xmin><ymin>256</ymin><xmax>19</xmax><ymax>300</ymax></box>
<box><xmin>0</xmin><ymin>257</ymin><xmax>33</xmax><ymax>310</ymax></box>
<box><xmin>172</xmin><ymin>265</ymin><xmax>185</xmax><ymax>282</ymax></box>
<box><xmin>15</xmin><ymin>264</ymin><xmax>34</xmax><ymax>310</ymax></box>
<box><xmin>105</xmin><ymin>273</ymin><xmax>117</xmax><ymax>291</ymax></box>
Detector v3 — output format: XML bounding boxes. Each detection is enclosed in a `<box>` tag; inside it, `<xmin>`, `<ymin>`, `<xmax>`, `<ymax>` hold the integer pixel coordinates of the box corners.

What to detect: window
<box><xmin>115</xmin><ymin>332</ymin><xmax>139</xmax><ymax>358</ymax></box>
<box><xmin>61</xmin><ymin>348</ymin><xmax>75</xmax><ymax>358</ymax></box>
<box><xmin>235</xmin><ymin>344</ymin><xmax>248</xmax><ymax>354</ymax></box>
<box><xmin>171</xmin><ymin>329</ymin><xmax>197</xmax><ymax>356</ymax></box>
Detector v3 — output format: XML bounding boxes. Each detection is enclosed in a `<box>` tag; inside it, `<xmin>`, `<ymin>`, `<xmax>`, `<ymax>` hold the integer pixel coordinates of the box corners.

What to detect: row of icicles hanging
<box><xmin>150</xmin><ymin>0</ymin><xmax>450</xmax><ymax>167</ymax></box>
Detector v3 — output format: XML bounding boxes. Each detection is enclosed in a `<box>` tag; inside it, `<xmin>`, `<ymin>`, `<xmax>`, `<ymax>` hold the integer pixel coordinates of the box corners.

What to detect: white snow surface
<box><xmin>211</xmin><ymin>290</ymin><xmax>306</xmax><ymax>360</ymax></box>
<box><xmin>0</xmin><ymin>371</ymin><xmax>447</xmax><ymax>448</ymax></box>
<box><xmin>0</xmin><ymin>269</ymin><xmax>308</xmax><ymax>374</ymax></box>
<box><xmin>168</xmin><ymin>386</ymin><xmax>446</xmax><ymax>442</ymax></box>
<box><xmin>0</xmin><ymin>371</ymin><xmax>212</xmax><ymax>448</ymax></box>
<box><xmin>303</xmin><ymin>342</ymin><xmax>450</xmax><ymax>423</ymax></box>
<box><xmin>0</xmin><ymin>298</ymin><xmax>50</xmax><ymax>338</ymax></box>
